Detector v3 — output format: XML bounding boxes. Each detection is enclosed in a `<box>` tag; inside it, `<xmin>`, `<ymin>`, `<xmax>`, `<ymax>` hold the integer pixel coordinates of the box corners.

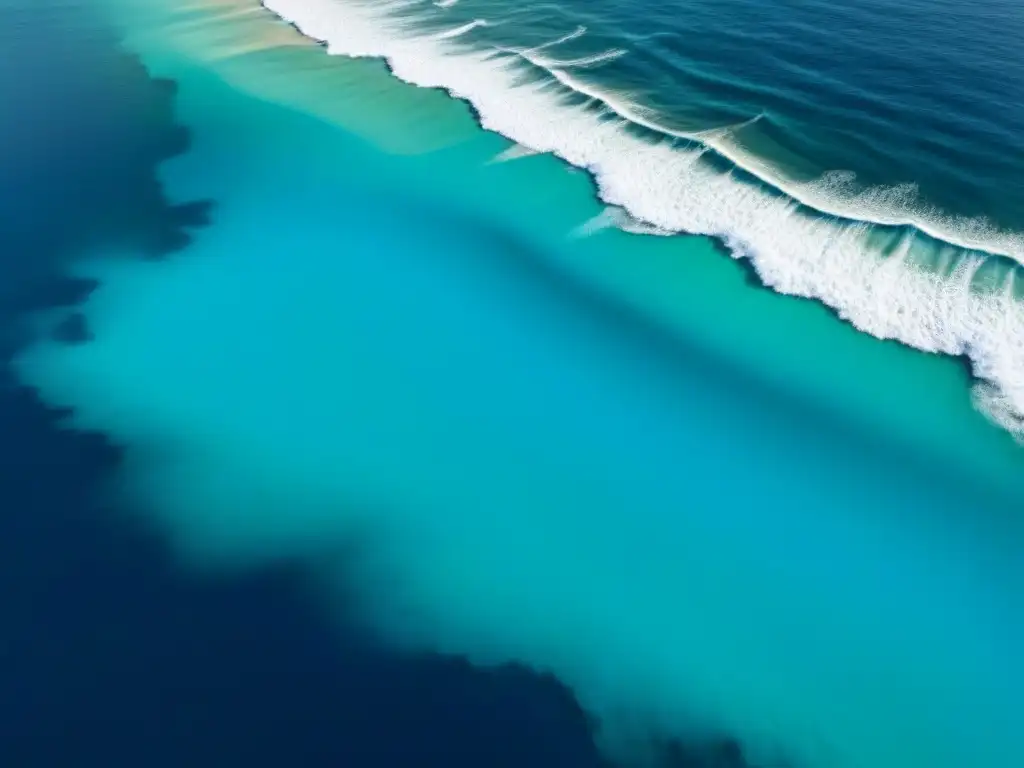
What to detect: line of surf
<box><xmin>259</xmin><ymin>0</ymin><xmax>1024</xmax><ymax>439</ymax></box>
<box><xmin>527</xmin><ymin>62</ymin><xmax>1024</xmax><ymax>263</ymax></box>
<box><xmin>401</xmin><ymin>20</ymin><xmax>1023</xmax><ymax>264</ymax></box>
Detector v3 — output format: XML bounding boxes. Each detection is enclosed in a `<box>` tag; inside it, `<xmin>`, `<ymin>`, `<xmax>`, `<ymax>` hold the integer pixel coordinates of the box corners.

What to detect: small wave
<box><xmin>525</xmin><ymin>25</ymin><xmax>586</xmax><ymax>53</ymax></box>
<box><xmin>688</xmin><ymin>111</ymin><xmax>766</xmax><ymax>140</ymax></box>
<box><xmin>432</xmin><ymin>19</ymin><xmax>489</xmax><ymax>40</ymax></box>
<box><xmin>493</xmin><ymin>26</ymin><xmax>591</xmax><ymax>60</ymax></box>
<box><xmin>531</xmin><ymin>48</ymin><xmax>627</xmax><ymax>69</ymax></box>
<box><xmin>262</xmin><ymin>0</ymin><xmax>1024</xmax><ymax>440</ymax></box>
<box><xmin>433</xmin><ymin>0</ymin><xmax>459</xmax><ymax>7</ymax></box>
<box><xmin>703</xmin><ymin>133</ymin><xmax>1024</xmax><ymax>260</ymax></box>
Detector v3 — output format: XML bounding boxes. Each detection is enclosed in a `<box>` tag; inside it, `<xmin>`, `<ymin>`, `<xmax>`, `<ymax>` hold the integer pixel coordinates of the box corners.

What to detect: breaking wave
<box><xmin>262</xmin><ymin>0</ymin><xmax>1024</xmax><ymax>439</ymax></box>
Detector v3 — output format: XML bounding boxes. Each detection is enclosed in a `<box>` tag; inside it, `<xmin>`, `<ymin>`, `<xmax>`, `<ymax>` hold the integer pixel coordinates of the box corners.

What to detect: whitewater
<box><xmin>262</xmin><ymin>0</ymin><xmax>1024</xmax><ymax>440</ymax></box>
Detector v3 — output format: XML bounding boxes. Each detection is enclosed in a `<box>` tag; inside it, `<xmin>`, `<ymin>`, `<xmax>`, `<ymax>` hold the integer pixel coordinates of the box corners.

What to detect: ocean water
<box><xmin>6</xmin><ymin>0</ymin><xmax>1024</xmax><ymax>767</ymax></box>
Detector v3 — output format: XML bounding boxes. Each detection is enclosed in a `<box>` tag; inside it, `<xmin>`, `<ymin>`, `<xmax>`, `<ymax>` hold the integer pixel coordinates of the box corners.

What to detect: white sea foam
<box><xmin>487</xmin><ymin>143</ymin><xmax>541</xmax><ymax>163</ymax></box>
<box><xmin>530</xmin><ymin>48</ymin><xmax>627</xmax><ymax>69</ymax></box>
<box><xmin>261</xmin><ymin>0</ymin><xmax>1024</xmax><ymax>438</ymax></box>
<box><xmin>433</xmin><ymin>0</ymin><xmax>458</xmax><ymax>7</ymax></box>
<box><xmin>572</xmin><ymin>206</ymin><xmax>672</xmax><ymax>238</ymax></box>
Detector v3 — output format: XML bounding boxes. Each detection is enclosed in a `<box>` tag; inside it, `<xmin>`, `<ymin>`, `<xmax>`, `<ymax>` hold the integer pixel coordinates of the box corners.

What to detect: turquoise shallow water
<box><xmin>14</xmin><ymin>11</ymin><xmax>1024</xmax><ymax>767</ymax></box>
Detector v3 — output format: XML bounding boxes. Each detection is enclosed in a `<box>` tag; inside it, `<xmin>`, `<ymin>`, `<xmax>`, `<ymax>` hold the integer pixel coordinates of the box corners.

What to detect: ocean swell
<box><xmin>262</xmin><ymin>0</ymin><xmax>1024</xmax><ymax>440</ymax></box>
